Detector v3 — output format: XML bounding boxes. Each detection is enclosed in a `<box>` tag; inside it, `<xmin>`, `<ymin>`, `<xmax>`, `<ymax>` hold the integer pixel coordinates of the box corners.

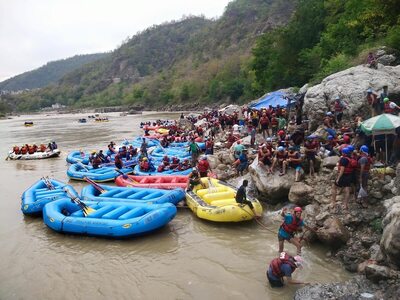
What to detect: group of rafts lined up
<box><xmin>20</xmin><ymin>126</ymin><xmax>263</xmax><ymax>238</ymax></box>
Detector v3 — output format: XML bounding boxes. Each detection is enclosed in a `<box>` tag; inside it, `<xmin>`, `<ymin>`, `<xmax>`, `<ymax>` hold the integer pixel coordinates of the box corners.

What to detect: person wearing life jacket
<box><xmin>205</xmin><ymin>138</ymin><xmax>214</xmax><ymax>155</ymax></box>
<box><xmin>278</xmin><ymin>207</ymin><xmax>314</xmax><ymax>254</ymax></box>
<box><xmin>258</xmin><ymin>144</ymin><xmax>273</xmax><ymax>173</ymax></box>
<box><xmin>270</xmin><ymin>114</ymin><xmax>279</xmax><ymax>136</ymax></box>
<box><xmin>20</xmin><ymin>145</ymin><xmax>27</xmax><ymax>155</ymax></box>
<box><xmin>383</xmin><ymin>97</ymin><xmax>400</xmax><ymax>115</ymax></box>
<box><xmin>356</xmin><ymin>145</ymin><xmax>373</xmax><ymax>206</ymax></box>
<box><xmin>162</xmin><ymin>155</ymin><xmax>170</xmax><ymax>165</ymax></box>
<box><xmin>170</xmin><ymin>156</ymin><xmax>180</xmax><ymax>169</ymax></box>
<box><xmin>139</xmin><ymin>157</ymin><xmax>150</xmax><ymax>171</ymax></box>
<box><xmin>108</xmin><ymin>141</ymin><xmax>116</xmax><ymax>155</ymax></box>
<box><xmin>197</xmin><ymin>156</ymin><xmax>211</xmax><ymax>177</ymax></box>
<box><xmin>39</xmin><ymin>144</ymin><xmax>46</xmax><ymax>152</ymax></box>
<box><xmin>28</xmin><ymin>145</ymin><xmax>35</xmax><ymax>154</ymax></box>
<box><xmin>12</xmin><ymin>145</ymin><xmax>20</xmax><ymax>154</ymax></box>
<box><xmin>267</xmin><ymin>252</ymin><xmax>307</xmax><ymax>287</ymax></box>
<box><xmin>259</xmin><ymin>113</ymin><xmax>270</xmax><ymax>138</ymax></box>
<box><xmin>186</xmin><ymin>168</ymin><xmax>204</xmax><ymax>191</ymax></box>
<box><xmin>331</xmin><ymin>147</ymin><xmax>357</xmax><ymax>210</ymax></box>
<box><xmin>157</xmin><ymin>161</ymin><xmax>170</xmax><ymax>172</ymax></box>
<box><xmin>92</xmin><ymin>154</ymin><xmax>102</xmax><ymax>169</ymax></box>
<box><xmin>333</xmin><ymin>96</ymin><xmax>346</xmax><ymax>123</ymax></box>
<box><xmin>304</xmin><ymin>135</ymin><xmax>319</xmax><ymax>177</ymax></box>
<box><xmin>271</xmin><ymin>146</ymin><xmax>288</xmax><ymax>176</ymax></box>
<box><xmin>283</xmin><ymin>146</ymin><xmax>303</xmax><ymax>182</ymax></box>
<box><xmin>114</xmin><ymin>153</ymin><xmax>123</xmax><ymax>170</ymax></box>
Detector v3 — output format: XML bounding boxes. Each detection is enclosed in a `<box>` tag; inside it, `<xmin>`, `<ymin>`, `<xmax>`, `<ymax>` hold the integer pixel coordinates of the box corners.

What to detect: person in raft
<box><xmin>186</xmin><ymin>168</ymin><xmax>204</xmax><ymax>191</ymax></box>
<box><xmin>235</xmin><ymin>180</ymin><xmax>261</xmax><ymax>218</ymax></box>
<box><xmin>278</xmin><ymin>206</ymin><xmax>314</xmax><ymax>255</ymax></box>
<box><xmin>266</xmin><ymin>252</ymin><xmax>308</xmax><ymax>287</ymax></box>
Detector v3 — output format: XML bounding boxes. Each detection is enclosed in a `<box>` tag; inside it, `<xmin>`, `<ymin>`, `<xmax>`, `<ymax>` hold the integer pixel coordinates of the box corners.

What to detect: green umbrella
<box><xmin>360</xmin><ymin>113</ymin><xmax>400</xmax><ymax>135</ymax></box>
<box><xmin>360</xmin><ymin>113</ymin><xmax>400</xmax><ymax>164</ymax></box>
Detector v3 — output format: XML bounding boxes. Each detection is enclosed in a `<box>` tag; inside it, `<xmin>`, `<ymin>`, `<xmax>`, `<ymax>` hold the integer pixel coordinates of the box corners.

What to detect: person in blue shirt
<box><xmin>267</xmin><ymin>252</ymin><xmax>308</xmax><ymax>287</ymax></box>
<box><xmin>278</xmin><ymin>207</ymin><xmax>314</xmax><ymax>254</ymax></box>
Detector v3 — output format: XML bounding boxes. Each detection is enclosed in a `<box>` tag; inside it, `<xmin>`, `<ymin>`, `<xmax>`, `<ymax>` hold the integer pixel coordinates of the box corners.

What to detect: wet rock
<box><xmin>288</xmin><ymin>182</ymin><xmax>314</xmax><ymax>206</ymax></box>
<box><xmin>217</xmin><ymin>164</ymin><xmax>228</xmax><ymax>171</ymax></box>
<box><xmin>218</xmin><ymin>152</ymin><xmax>234</xmax><ymax>164</ymax></box>
<box><xmin>322</xmin><ymin>156</ymin><xmax>339</xmax><ymax>169</ymax></box>
<box><xmin>317</xmin><ymin>217</ymin><xmax>350</xmax><ymax>247</ymax></box>
<box><xmin>365</xmin><ymin>264</ymin><xmax>391</xmax><ymax>283</ymax></box>
<box><xmin>206</xmin><ymin>155</ymin><xmax>220</xmax><ymax>169</ymax></box>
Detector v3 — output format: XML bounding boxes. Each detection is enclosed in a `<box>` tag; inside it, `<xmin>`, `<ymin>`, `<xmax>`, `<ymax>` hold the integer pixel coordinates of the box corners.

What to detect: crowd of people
<box><xmin>11</xmin><ymin>141</ymin><xmax>57</xmax><ymax>155</ymax></box>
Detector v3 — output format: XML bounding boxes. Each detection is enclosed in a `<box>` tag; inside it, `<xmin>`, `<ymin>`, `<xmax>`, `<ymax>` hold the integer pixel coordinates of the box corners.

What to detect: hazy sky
<box><xmin>0</xmin><ymin>0</ymin><xmax>231</xmax><ymax>82</ymax></box>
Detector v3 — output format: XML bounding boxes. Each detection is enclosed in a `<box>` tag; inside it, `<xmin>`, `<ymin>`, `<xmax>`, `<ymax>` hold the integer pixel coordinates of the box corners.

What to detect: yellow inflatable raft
<box><xmin>185</xmin><ymin>178</ymin><xmax>263</xmax><ymax>222</ymax></box>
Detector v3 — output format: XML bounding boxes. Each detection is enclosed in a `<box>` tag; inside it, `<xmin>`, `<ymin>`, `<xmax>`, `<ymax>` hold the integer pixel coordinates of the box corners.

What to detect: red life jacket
<box><xmin>357</xmin><ymin>154</ymin><xmax>372</xmax><ymax>172</ymax></box>
<box><xmin>384</xmin><ymin>102</ymin><xmax>394</xmax><ymax>113</ymax></box>
<box><xmin>271</xmin><ymin>118</ymin><xmax>278</xmax><ymax>126</ymax></box>
<box><xmin>334</xmin><ymin>101</ymin><xmax>344</xmax><ymax>112</ymax></box>
<box><xmin>260</xmin><ymin>117</ymin><xmax>270</xmax><ymax>125</ymax></box>
<box><xmin>28</xmin><ymin>146</ymin><xmax>35</xmax><ymax>154</ymax></box>
<box><xmin>197</xmin><ymin>160</ymin><xmax>209</xmax><ymax>172</ymax></box>
<box><xmin>281</xmin><ymin>215</ymin><xmax>303</xmax><ymax>234</ymax></box>
<box><xmin>341</xmin><ymin>156</ymin><xmax>357</xmax><ymax>174</ymax></box>
<box><xmin>21</xmin><ymin>146</ymin><xmax>27</xmax><ymax>154</ymax></box>
<box><xmin>13</xmin><ymin>146</ymin><xmax>19</xmax><ymax>153</ymax></box>
<box><xmin>140</xmin><ymin>161</ymin><xmax>149</xmax><ymax>171</ymax></box>
<box><xmin>270</xmin><ymin>253</ymin><xmax>297</xmax><ymax>278</ymax></box>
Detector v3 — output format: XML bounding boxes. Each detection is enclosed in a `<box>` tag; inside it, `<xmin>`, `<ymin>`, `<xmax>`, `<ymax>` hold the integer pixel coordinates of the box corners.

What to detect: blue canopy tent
<box><xmin>250</xmin><ymin>91</ymin><xmax>295</xmax><ymax>109</ymax></box>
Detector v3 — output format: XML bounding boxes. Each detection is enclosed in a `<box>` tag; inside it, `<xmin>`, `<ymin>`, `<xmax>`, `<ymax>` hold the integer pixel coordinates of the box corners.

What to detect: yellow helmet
<box><xmin>143</xmin><ymin>157</ymin><xmax>148</xmax><ymax>161</ymax></box>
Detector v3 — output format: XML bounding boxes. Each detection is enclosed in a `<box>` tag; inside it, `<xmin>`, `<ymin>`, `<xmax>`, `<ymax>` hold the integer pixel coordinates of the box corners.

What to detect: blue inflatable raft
<box><xmin>150</xmin><ymin>146</ymin><xmax>191</xmax><ymax>159</ymax></box>
<box><xmin>67</xmin><ymin>163</ymin><xmax>134</xmax><ymax>182</ymax></box>
<box><xmin>133</xmin><ymin>164</ymin><xmax>192</xmax><ymax>176</ymax></box>
<box><xmin>43</xmin><ymin>198</ymin><xmax>177</xmax><ymax>238</ymax></box>
<box><xmin>21</xmin><ymin>178</ymin><xmax>78</xmax><ymax>215</ymax></box>
<box><xmin>66</xmin><ymin>151</ymin><xmax>90</xmax><ymax>164</ymax></box>
<box><xmin>81</xmin><ymin>184</ymin><xmax>185</xmax><ymax>205</ymax></box>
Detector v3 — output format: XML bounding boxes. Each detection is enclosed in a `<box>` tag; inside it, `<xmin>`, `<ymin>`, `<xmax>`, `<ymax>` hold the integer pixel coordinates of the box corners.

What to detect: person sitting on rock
<box><xmin>233</xmin><ymin>140</ymin><xmax>245</xmax><ymax>159</ymax></box>
<box><xmin>271</xmin><ymin>146</ymin><xmax>288</xmax><ymax>176</ymax></box>
<box><xmin>278</xmin><ymin>207</ymin><xmax>314</xmax><ymax>255</ymax></box>
<box><xmin>258</xmin><ymin>144</ymin><xmax>273</xmax><ymax>173</ymax></box>
<box><xmin>283</xmin><ymin>146</ymin><xmax>303</xmax><ymax>182</ymax></box>
<box><xmin>266</xmin><ymin>252</ymin><xmax>307</xmax><ymax>287</ymax></box>
<box><xmin>323</xmin><ymin>112</ymin><xmax>334</xmax><ymax>128</ymax></box>
<box><xmin>366</xmin><ymin>52</ymin><xmax>377</xmax><ymax>69</ymax></box>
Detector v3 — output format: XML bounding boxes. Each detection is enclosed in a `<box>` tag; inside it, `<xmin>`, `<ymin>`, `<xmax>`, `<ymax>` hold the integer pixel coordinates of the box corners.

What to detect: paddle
<box><xmin>41</xmin><ymin>176</ymin><xmax>55</xmax><ymax>190</ymax></box>
<box><xmin>77</xmin><ymin>161</ymin><xmax>89</xmax><ymax>171</ymax></box>
<box><xmin>84</xmin><ymin>177</ymin><xmax>106</xmax><ymax>193</ymax></box>
<box><xmin>114</xmin><ymin>169</ymin><xmax>139</xmax><ymax>184</ymax></box>
<box><xmin>63</xmin><ymin>187</ymin><xmax>95</xmax><ymax>217</ymax></box>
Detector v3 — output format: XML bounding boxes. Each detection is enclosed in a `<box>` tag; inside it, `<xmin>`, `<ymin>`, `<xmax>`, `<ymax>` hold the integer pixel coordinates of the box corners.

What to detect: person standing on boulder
<box><xmin>366</xmin><ymin>88</ymin><xmax>379</xmax><ymax>117</ymax></box>
<box><xmin>278</xmin><ymin>207</ymin><xmax>314</xmax><ymax>255</ymax></box>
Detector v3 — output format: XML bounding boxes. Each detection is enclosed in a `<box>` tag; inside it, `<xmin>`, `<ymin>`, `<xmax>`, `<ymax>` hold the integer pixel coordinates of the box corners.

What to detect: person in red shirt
<box><xmin>259</xmin><ymin>113</ymin><xmax>270</xmax><ymax>138</ymax></box>
<box><xmin>197</xmin><ymin>156</ymin><xmax>211</xmax><ymax>177</ymax></box>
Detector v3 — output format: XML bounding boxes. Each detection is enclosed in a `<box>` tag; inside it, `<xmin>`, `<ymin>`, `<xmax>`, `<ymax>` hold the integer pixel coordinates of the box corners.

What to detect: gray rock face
<box><xmin>206</xmin><ymin>155</ymin><xmax>220</xmax><ymax>169</ymax></box>
<box><xmin>365</xmin><ymin>264</ymin><xmax>392</xmax><ymax>283</ymax></box>
<box><xmin>380</xmin><ymin>196</ymin><xmax>400</xmax><ymax>268</ymax></box>
<box><xmin>248</xmin><ymin>157</ymin><xmax>294</xmax><ymax>203</ymax></box>
<box><xmin>322</xmin><ymin>156</ymin><xmax>340</xmax><ymax>169</ymax></box>
<box><xmin>288</xmin><ymin>182</ymin><xmax>314</xmax><ymax>206</ymax></box>
<box><xmin>303</xmin><ymin>65</ymin><xmax>400</xmax><ymax>130</ymax></box>
<box><xmin>316</xmin><ymin>217</ymin><xmax>350</xmax><ymax>247</ymax></box>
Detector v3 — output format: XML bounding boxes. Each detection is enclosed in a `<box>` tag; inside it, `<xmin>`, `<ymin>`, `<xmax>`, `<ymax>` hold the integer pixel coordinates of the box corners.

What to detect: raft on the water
<box><xmin>21</xmin><ymin>178</ymin><xmax>78</xmax><ymax>215</ymax></box>
<box><xmin>81</xmin><ymin>184</ymin><xmax>185</xmax><ymax>205</ymax></box>
<box><xmin>67</xmin><ymin>163</ymin><xmax>133</xmax><ymax>182</ymax></box>
<box><xmin>115</xmin><ymin>174</ymin><xmax>188</xmax><ymax>189</ymax></box>
<box><xmin>185</xmin><ymin>178</ymin><xmax>263</xmax><ymax>222</ymax></box>
<box><xmin>8</xmin><ymin>149</ymin><xmax>61</xmax><ymax>160</ymax></box>
<box><xmin>133</xmin><ymin>164</ymin><xmax>192</xmax><ymax>176</ymax></box>
<box><xmin>43</xmin><ymin>199</ymin><xmax>177</xmax><ymax>238</ymax></box>
<box><xmin>24</xmin><ymin>121</ymin><xmax>34</xmax><ymax>127</ymax></box>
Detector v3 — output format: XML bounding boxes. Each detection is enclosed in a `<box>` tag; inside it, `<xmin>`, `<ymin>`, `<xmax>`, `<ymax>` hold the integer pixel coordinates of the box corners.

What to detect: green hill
<box><xmin>0</xmin><ymin>53</ymin><xmax>109</xmax><ymax>92</ymax></box>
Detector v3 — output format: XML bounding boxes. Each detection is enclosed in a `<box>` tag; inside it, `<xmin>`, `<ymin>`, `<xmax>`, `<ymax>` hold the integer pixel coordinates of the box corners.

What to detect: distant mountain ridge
<box><xmin>0</xmin><ymin>53</ymin><xmax>109</xmax><ymax>91</ymax></box>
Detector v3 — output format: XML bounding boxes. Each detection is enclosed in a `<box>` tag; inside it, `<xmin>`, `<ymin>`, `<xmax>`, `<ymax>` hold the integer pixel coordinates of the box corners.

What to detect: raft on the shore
<box><xmin>21</xmin><ymin>178</ymin><xmax>78</xmax><ymax>215</ymax></box>
<box><xmin>115</xmin><ymin>174</ymin><xmax>188</xmax><ymax>189</ymax></box>
<box><xmin>67</xmin><ymin>163</ymin><xmax>133</xmax><ymax>182</ymax></box>
<box><xmin>43</xmin><ymin>199</ymin><xmax>177</xmax><ymax>238</ymax></box>
<box><xmin>81</xmin><ymin>184</ymin><xmax>185</xmax><ymax>205</ymax></box>
<box><xmin>8</xmin><ymin>149</ymin><xmax>61</xmax><ymax>160</ymax></box>
<box><xmin>185</xmin><ymin>178</ymin><xmax>263</xmax><ymax>222</ymax></box>
<box><xmin>150</xmin><ymin>146</ymin><xmax>191</xmax><ymax>159</ymax></box>
<box><xmin>133</xmin><ymin>164</ymin><xmax>192</xmax><ymax>176</ymax></box>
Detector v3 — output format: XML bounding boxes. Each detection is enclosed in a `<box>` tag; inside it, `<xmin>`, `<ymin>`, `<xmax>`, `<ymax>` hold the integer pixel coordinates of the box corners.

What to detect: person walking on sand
<box><xmin>266</xmin><ymin>252</ymin><xmax>308</xmax><ymax>287</ymax></box>
<box><xmin>278</xmin><ymin>207</ymin><xmax>314</xmax><ymax>255</ymax></box>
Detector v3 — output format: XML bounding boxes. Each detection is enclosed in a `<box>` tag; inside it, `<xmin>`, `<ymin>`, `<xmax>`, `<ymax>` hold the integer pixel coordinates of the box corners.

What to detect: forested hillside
<box><xmin>0</xmin><ymin>53</ymin><xmax>109</xmax><ymax>92</ymax></box>
<box><xmin>1</xmin><ymin>0</ymin><xmax>399</xmax><ymax>113</ymax></box>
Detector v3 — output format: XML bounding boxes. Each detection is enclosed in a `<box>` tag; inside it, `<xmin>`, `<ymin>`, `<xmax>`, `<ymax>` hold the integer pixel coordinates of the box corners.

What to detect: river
<box><xmin>0</xmin><ymin>112</ymin><xmax>350</xmax><ymax>299</ymax></box>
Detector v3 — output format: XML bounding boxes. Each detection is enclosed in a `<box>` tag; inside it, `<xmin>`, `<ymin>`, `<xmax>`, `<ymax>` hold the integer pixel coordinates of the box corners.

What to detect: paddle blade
<box><xmin>83</xmin><ymin>206</ymin><xmax>96</xmax><ymax>216</ymax></box>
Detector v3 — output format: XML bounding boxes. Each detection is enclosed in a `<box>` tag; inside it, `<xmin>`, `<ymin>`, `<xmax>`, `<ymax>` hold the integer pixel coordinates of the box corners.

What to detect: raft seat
<box><xmin>170</xmin><ymin>178</ymin><xmax>178</xmax><ymax>183</ymax></box>
<box><xmin>101</xmin><ymin>189</ymin><xmax>122</xmax><ymax>197</ymax></box>
<box><xmin>102</xmin><ymin>206</ymin><xmax>130</xmax><ymax>219</ymax></box>
<box><xmin>197</xmin><ymin>187</ymin><xmax>226</xmax><ymax>197</ymax></box>
<box><xmin>113</xmin><ymin>189</ymin><xmax>136</xmax><ymax>198</ymax></box>
<box><xmin>127</xmin><ymin>190</ymin><xmax>149</xmax><ymax>199</ymax></box>
<box><xmin>118</xmin><ymin>207</ymin><xmax>144</xmax><ymax>220</ymax></box>
<box><xmin>86</xmin><ymin>205</ymin><xmax>115</xmax><ymax>218</ymax></box>
<box><xmin>142</xmin><ymin>191</ymin><xmax>164</xmax><ymax>200</ymax></box>
<box><xmin>203</xmin><ymin>191</ymin><xmax>236</xmax><ymax>203</ymax></box>
<box><xmin>155</xmin><ymin>178</ymin><xmax>164</xmax><ymax>183</ymax></box>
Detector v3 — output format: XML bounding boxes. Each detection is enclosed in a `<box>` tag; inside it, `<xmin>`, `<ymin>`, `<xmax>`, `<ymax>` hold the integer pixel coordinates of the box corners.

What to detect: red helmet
<box><xmin>278</xmin><ymin>130</ymin><xmax>285</xmax><ymax>136</ymax></box>
<box><xmin>294</xmin><ymin>207</ymin><xmax>302</xmax><ymax>213</ymax></box>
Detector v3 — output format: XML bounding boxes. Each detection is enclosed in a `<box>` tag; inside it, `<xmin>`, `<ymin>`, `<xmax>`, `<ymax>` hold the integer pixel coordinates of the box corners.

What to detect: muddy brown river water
<box><xmin>0</xmin><ymin>112</ymin><xmax>350</xmax><ymax>299</ymax></box>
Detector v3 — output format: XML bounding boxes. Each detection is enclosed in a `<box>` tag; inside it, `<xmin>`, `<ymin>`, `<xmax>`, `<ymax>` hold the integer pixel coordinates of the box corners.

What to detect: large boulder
<box><xmin>288</xmin><ymin>183</ymin><xmax>314</xmax><ymax>206</ymax></box>
<box><xmin>206</xmin><ymin>155</ymin><xmax>220</xmax><ymax>169</ymax></box>
<box><xmin>380</xmin><ymin>196</ymin><xmax>400</xmax><ymax>269</ymax></box>
<box><xmin>322</xmin><ymin>156</ymin><xmax>340</xmax><ymax>169</ymax></box>
<box><xmin>248</xmin><ymin>158</ymin><xmax>294</xmax><ymax>204</ymax></box>
<box><xmin>316</xmin><ymin>217</ymin><xmax>350</xmax><ymax>247</ymax></box>
<box><xmin>303</xmin><ymin>65</ymin><xmax>400</xmax><ymax>130</ymax></box>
